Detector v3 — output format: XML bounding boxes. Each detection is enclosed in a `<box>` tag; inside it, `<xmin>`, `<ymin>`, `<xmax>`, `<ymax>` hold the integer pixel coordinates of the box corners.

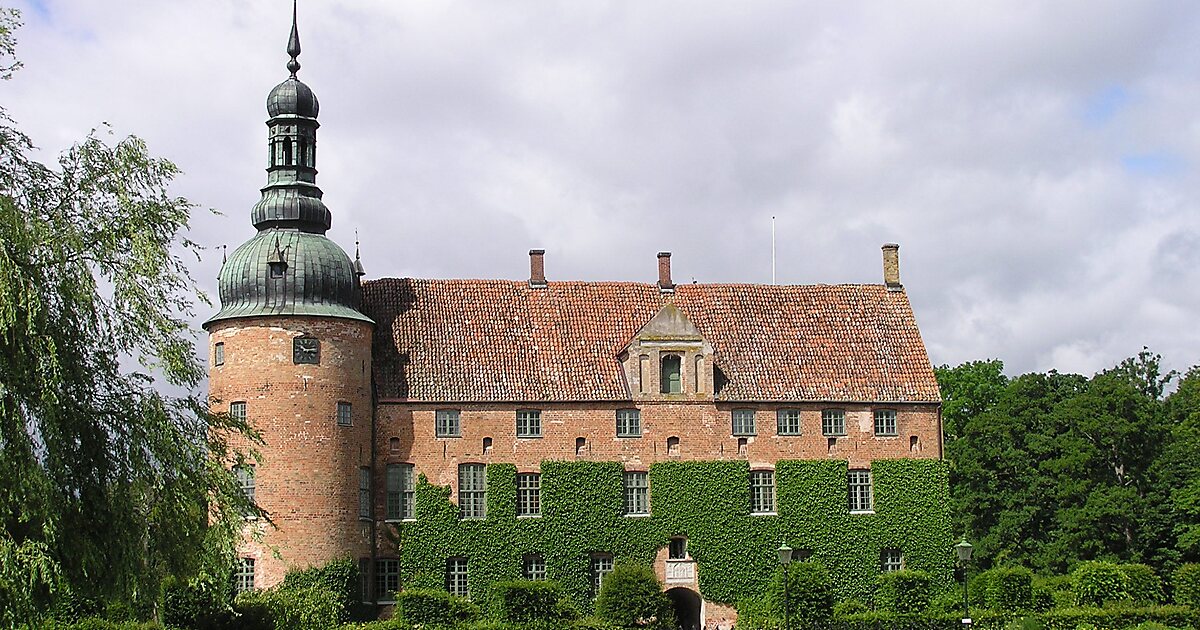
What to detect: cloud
<box><xmin>7</xmin><ymin>0</ymin><xmax>1200</xmax><ymax>379</ymax></box>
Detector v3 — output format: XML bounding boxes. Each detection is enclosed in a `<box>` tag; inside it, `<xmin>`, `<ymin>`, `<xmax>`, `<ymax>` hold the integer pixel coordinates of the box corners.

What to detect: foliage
<box><xmin>0</xmin><ymin>9</ymin><xmax>259</xmax><ymax>622</ymax></box>
<box><xmin>1171</xmin><ymin>563</ymin><xmax>1200</xmax><ymax>607</ymax></box>
<box><xmin>160</xmin><ymin>574</ymin><xmax>233</xmax><ymax>630</ymax></box>
<box><xmin>392</xmin><ymin>458</ymin><xmax>952</xmax><ymax>611</ymax></box>
<box><xmin>1119</xmin><ymin>564</ymin><xmax>1163</xmax><ymax>606</ymax></box>
<box><xmin>1073</xmin><ymin>561</ymin><xmax>1128</xmax><ymax>607</ymax></box>
<box><xmin>264</xmin><ymin>586</ymin><xmax>343</xmax><ymax>630</ymax></box>
<box><xmin>0</xmin><ymin>537</ymin><xmax>59</xmax><ymax>627</ymax></box>
<box><xmin>594</xmin><ymin>563</ymin><xmax>674</xmax><ymax>629</ymax></box>
<box><xmin>874</xmin><ymin>569</ymin><xmax>931</xmax><ymax>614</ymax></box>
<box><xmin>394</xmin><ymin>588</ymin><xmax>479</xmax><ymax>626</ymax></box>
<box><xmin>767</xmin><ymin>562</ymin><xmax>835</xmax><ymax>625</ymax></box>
<box><xmin>938</xmin><ymin>351</ymin><xmax>1200</xmax><ymax>575</ymax></box>
<box><xmin>984</xmin><ymin>567</ymin><xmax>1033</xmax><ymax>612</ymax></box>
<box><xmin>834</xmin><ymin>598</ymin><xmax>870</xmax><ymax>617</ymax></box>
<box><xmin>489</xmin><ymin>580</ymin><xmax>576</xmax><ymax>623</ymax></box>
<box><xmin>280</xmin><ymin>557</ymin><xmax>363</xmax><ymax>622</ymax></box>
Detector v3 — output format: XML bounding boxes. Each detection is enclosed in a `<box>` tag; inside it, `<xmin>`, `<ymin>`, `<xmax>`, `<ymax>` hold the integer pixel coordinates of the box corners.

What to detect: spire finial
<box><xmin>353</xmin><ymin>230</ymin><xmax>366</xmax><ymax>277</ymax></box>
<box><xmin>286</xmin><ymin>0</ymin><xmax>301</xmax><ymax>77</ymax></box>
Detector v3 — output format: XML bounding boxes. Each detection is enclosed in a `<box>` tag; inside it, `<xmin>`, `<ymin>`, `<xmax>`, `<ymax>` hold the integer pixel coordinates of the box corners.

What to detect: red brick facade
<box><xmin>208</xmin><ymin>316</ymin><xmax>374</xmax><ymax>588</ymax></box>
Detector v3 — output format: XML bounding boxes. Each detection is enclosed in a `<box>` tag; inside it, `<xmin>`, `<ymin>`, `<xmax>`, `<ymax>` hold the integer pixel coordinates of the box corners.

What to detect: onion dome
<box><xmin>205</xmin><ymin>2</ymin><xmax>371</xmax><ymax>328</ymax></box>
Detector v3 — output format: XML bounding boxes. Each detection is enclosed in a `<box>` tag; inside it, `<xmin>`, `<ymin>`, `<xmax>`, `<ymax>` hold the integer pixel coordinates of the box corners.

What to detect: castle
<box><xmin>204</xmin><ymin>11</ymin><xmax>949</xmax><ymax>628</ymax></box>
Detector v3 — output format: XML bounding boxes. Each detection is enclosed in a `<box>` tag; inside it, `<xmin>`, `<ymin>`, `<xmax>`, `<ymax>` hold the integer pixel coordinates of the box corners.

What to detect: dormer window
<box><xmin>660</xmin><ymin>354</ymin><xmax>682</xmax><ymax>394</ymax></box>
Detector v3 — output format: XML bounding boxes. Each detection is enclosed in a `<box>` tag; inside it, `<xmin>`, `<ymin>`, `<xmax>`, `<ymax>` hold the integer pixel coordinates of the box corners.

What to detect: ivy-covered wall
<box><xmin>391</xmin><ymin>458</ymin><xmax>952</xmax><ymax>610</ymax></box>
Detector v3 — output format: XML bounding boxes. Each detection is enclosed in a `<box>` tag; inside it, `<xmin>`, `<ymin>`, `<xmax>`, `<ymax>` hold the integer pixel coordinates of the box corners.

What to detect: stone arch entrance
<box><xmin>666</xmin><ymin>586</ymin><xmax>701</xmax><ymax>630</ymax></box>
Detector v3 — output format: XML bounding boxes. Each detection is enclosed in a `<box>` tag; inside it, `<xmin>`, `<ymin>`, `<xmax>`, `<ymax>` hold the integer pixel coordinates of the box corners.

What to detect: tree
<box><xmin>0</xmin><ymin>9</ymin><xmax>258</xmax><ymax>624</ymax></box>
<box><xmin>595</xmin><ymin>563</ymin><xmax>675</xmax><ymax>629</ymax></box>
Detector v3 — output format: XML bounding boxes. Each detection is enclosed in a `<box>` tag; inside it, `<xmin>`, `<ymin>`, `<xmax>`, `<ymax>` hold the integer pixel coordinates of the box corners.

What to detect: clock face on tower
<box><xmin>293</xmin><ymin>336</ymin><xmax>320</xmax><ymax>365</ymax></box>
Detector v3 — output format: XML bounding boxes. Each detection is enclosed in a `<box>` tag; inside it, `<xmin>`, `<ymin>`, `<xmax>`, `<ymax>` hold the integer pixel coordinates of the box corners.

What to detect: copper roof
<box><xmin>361</xmin><ymin>279</ymin><xmax>940</xmax><ymax>404</ymax></box>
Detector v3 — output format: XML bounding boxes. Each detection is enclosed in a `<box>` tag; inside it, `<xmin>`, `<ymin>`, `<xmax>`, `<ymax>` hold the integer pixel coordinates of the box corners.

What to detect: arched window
<box><xmin>660</xmin><ymin>354</ymin><xmax>682</xmax><ymax>394</ymax></box>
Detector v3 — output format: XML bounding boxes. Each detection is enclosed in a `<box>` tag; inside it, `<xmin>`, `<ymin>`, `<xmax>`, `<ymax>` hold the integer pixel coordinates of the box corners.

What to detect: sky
<box><xmin>6</xmin><ymin>0</ymin><xmax>1200</xmax><ymax>379</ymax></box>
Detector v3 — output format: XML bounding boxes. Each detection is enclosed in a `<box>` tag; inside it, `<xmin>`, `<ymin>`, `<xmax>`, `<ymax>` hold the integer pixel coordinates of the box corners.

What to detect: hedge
<box><xmin>595</xmin><ymin>563</ymin><xmax>674</xmax><ymax>630</ymax></box>
<box><xmin>489</xmin><ymin>580</ymin><xmax>576</xmax><ymax>623</ymax></box>
<box><xmin>875</xmin><ymin>570</ymin><xmax>932</xmax><ymax>614</ymax></box>
<box><xmin>1172</xmin><ymin>563</ymin><xmax>1200</xmax><ymax>607</ymax></box>
<box><xmin>984</xmin><ymin>567</ymin><xmax>1033</xmax><ymax>612</ymax></box>
<box><xmin>394</xmin><ymin>588</ymin><xmax>479</xmax><ymax>626</ymax></box>
<box><xmin>1073</xmin><ymin>561</ymin><xmax>1128</xmax><ymax>607</ymax></box>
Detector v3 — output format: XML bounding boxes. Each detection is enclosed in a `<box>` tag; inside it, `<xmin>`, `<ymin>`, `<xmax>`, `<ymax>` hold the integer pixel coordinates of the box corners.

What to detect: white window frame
<box><xmin>436</xmin><ymin>409</ymin><xmax>461</xmax><ymax>437</ymax></box>
<box><xmin>516</xmin><ymin>410</ymin><xmax>542</xmax><ymax>438</ymax></box>
<box><xmin>523</xmin><ymin>553</ymin><xmax>546</xmax><ymax>581</ymax></box>
<box><xmin>623</xmin><ymin>471</ymin><xmax>650</xmax><ymax>515</ymax></box>
<box><xmin>881</xmin><ymin>548</ymin><xmax>903</xmax><ymax>572</ymax></box>
<box><xmin>214</xmin><ymin>342</ymin><xmax>225</xmax><ymax>367</ymax></box>
<box><xmin>732</xmin><ymin>409</ymin><xmax>756</xmax><ymax>436</ymax></box>
<box><xmin>386</xmin><ymin>463</ymin><xmax>414</xmax><ymax>521</ymax></box>
<box><xmin>459</xmin><ymin>463</ymin><xmax>487</xmax><ymax>519</ymax></box>
<box><xmin>516</xmin><ymin>472</ymin><xmax>540</xmax><ymax>517</ymax></box>
<box><xmin>446</xmin><ymin>557</ymin><xmax>469</xmax><ymax>597</ymax></box>
<box><xmin>874</xmin><ymin>409</ymin><xmax>898</xmax><ymax>436</ymax></box>
<box><xmin>375</xmin><ymin>558</ymin><xmax>399</xmax><ymax>602</ymax></box>
<box><xmin>822</xmin><ymin>408</ymin><xmax>846</xmax><ymax>436</ymax></box>
<box><xmin>848</xmin><ymin>469</ymin><xmax>873</xmax><ymax>512</ymax></box>
<box><xmin>590</xmin><ymin>553</ymin><xmax>614</xmax><ymax>596</ymax></box>
<box><xmin>234</xmin><ymin>557</ymin><xmax>254</xmax><ymax>593</ymax></box>
<box><xmin>337</xmin><ymin>401</ymin><xmax>352</xmax><ymax>427</ymax></box>
<box><xmin>776</xmin><ymin>408</ymin><xmax>801</xmax><ymax>436</ymax></box>
<box><xmin>616</xmin><ymin>409</ymin><xmax>641</xmax><ymax>437</ymax></box>
<box><xmin>750</xmin><ymin>470</ymin><xmax>776</xmax><ymax>514</ymax></box>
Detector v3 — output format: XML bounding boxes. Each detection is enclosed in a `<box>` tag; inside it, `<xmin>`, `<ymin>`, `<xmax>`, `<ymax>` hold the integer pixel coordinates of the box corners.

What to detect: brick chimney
<box><xmin>882</xmin><ymin>243</ymin><xmax>901</xmax><ymax>290</ymax></box>
<box><xmin>657</xmin><ymin>252</ymin><xmax>674</xmax><ymax>293</ymax></box>
<box><xmin>529</xmin><ymin>249</ymin><xmax>546</xmax><ymax>288</ymax></box>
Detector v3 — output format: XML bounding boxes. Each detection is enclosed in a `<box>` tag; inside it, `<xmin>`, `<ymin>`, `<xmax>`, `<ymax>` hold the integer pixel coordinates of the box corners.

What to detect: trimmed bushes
<box><xmin>985</xmin><ymin>567</ymin><xmax>1033</xmax><ymax>612</ymax></box>
<box><xmin>1072</xmin><ymin>561</ymin><xmax>1128</xmax><ymax>607</ymax></box>
<box><xmin>595</xmin><ymin>564</ymin><xmax>674</xmax><ymax>630</ymax></box>
<box><xmin>1173</xmin><ymin>563</ymin><xmax>1200</xmax><ymax>607</ymax></box>
<box><xmin>394</xmin><ymin>588</ymin><xmax>479</xmax><ymax>626</ymax></box>
<box><xmin>767</xmin><ymin>561</ymin><xmax>835</xmax><ymax>626</ymax></box>
<box><xmin>489</xmin><ymin>580</ymin><xmax>576</xmax><ymax>623</ymax></box>
<box><xmin>875</xmin><ymin>570</ymin><xmax>932</xmax><ymax>614</ymax></box>
<box><xmin>1120</xmin><ymin>564</ymin><xmax>1164</xmax><ymax>606</ymax></box>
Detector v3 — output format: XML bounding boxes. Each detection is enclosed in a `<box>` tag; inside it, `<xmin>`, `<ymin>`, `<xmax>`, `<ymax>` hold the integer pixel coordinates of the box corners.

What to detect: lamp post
<box><xmin>955</xmin><ymin>538</ymin><xmax>974</xmax><ymax>626</ymax></box>
<box><xmin>777</xmin><ymin>542</ymin><xmax>793</xmax><ymax>630</ymax></box>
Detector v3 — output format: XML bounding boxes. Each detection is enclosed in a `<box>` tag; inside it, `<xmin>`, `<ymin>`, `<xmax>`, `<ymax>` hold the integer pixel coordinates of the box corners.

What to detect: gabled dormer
<box><xmin>621</xmin><ymin>304</ymin><xmax>715</xmax><ymax>400</ymax></box>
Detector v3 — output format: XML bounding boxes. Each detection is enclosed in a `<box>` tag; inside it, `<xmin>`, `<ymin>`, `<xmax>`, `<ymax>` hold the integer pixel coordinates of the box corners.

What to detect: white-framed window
<box><xmin>849</xmin><ymin>469</ymin><xmax>873</xmax><ymax>512</ymax></box>
<box><xmin>516</xmin><ymin>473</ymin><xmax>540</xmax><ymax>517</ymax></box>
<box><xmin>881</xmin><ymin>548</ymin><xmax>903</xmax><ymax>572</ymax></box>
<box><xmin>233</xmin><ymin>557</ymin><xmax>254</xmax><ymax>593</ymax></box>
<box><xmin>822</xmin><ymin>409</ymin><xmax>846</xmax><ymax>436</ymax></box>
<box><xmin>235</xmin><ymin>464</ymin><xmax>255</xmax><ymax>503</ymax></box>
<box><xmin>214</xmin><ymin>342</ymin><xmax>225</xmax><ymax>367</ymax></box>
<box><xmin>516</xmin><ymin>410</ymin><xmax>541</xmax><ymax>438</ymax></box>
<box><xmin>337</xmin><ymin>401</ymin><xmax>352</xmax><ymax>427</ymax></box>
<box><xmin>776</xmin><ymin>409</ymin><xmax>801</xmax><ymax>436</ymax></box>
<box><xmin>732</xmin><ymin>409</ymin><xmax>756</xmax><ymax>436</ymax></box>
<box><xmin>375</xmin><ymin>558</ymin><xmax>399</xmax><ymax>602</ymax></box>
<box><xmin>616</xmin><ymin>409</ymin><xmax>641</xmax><ymax>437</ymax></box>
<box><xmin>523</xmin><ymin>553</ymin><xmax>546</xmax><ymax>581</ymax></box>
<box><xmin>874</xmin><ymin>409</ymin><xmax>897</xmax><ymax>436</ymax></box>
<box><xmin>230</xmin><ymin>401</ymin><xmax>247</xmax><ymax>423</ymax></box>
<box><xmin>590</xmin><ymin>553</ymin><xmax>614</xmax><ymax>596</ymax></box>
<box><xmin>446</xmin><ymin>557</ymin><xmax>469</xmax><ymax>597</ymax></box>
<box><xmin>436</xmin><ymin>409</ymin><xmax>461</xmax><ymax>437</ymax></box>
<box><xmin>459</xmin><ymin>463</ymin><xmax>486</xmax><ymax>519</ymax></box>
<box><xmin>750</xmin><ymin>470</ymin><xmax>776</xmax><ymax>514</ymax></box>
<box><xmin>358</xmin><ymin>467</ymin><xmax>371</xmax><ymax>519</ymax></box>
<box><xmin>660</xmin><ymin>354</ymin><xmax>682</xmax><ymax>394</ymax></box>
<box><xmin>623</xmin><ymin>471</ymin><xmax>649</xmax><ymax>515</ymax></box>
<box><xmin>386</xmin><ymin>463</ymin><xmax>414</xmax><ymax>520</ymax></box>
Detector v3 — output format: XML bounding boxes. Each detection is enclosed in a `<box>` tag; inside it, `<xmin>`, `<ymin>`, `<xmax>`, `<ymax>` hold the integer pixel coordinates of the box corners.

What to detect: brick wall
<box><xmin>375</xmin><ymin>401</ymin><xmax>940</xmax><ymax>504</ymax></box>
<box><xmin>208</xmin><ymin>315</ymin><xmax>374</xmax><ymax>589</ymax></box>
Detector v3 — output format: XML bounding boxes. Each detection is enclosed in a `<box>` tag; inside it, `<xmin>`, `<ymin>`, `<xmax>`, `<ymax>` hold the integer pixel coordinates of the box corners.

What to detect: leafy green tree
<box><xmin>940</xmin><ymin>351</ymin><xmax>1183</xmax><ymax>574</ymax></box>
<box><xmin>595</xmin><ymin>563</ymin><xmax>675</xmax><ymax>629</ymax></box>
<box><xmin>0</xmin><ymin>8</ymin><xmax>258</xmax><ymax>624</ymax></box>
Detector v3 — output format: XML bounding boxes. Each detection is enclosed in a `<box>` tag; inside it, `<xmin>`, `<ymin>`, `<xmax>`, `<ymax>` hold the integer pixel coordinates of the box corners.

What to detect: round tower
<box><xmin>204</xmin><ymin>6</ymin><xmax>374</xmax><ymax>589</ymax></box>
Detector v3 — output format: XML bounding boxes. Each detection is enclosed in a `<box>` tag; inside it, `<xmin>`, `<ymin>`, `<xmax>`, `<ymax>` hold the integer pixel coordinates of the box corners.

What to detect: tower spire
<box><xmin>286</xmin><ymin>0</ymin><xmax>301</xmax><ymax>77</ymax></box>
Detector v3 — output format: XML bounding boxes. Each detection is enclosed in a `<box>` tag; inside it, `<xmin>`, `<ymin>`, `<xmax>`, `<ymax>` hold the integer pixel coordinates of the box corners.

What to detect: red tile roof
<box><xmin>361</xmin><ymin>279</ymin><xmax>940</xmax><ymax>403</ymax></box>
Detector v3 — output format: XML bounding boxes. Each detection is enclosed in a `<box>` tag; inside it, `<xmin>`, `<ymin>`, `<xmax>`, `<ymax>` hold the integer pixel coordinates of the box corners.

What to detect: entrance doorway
<box><xmin>666</xmin><ymin>587</ymin><xmax>701</xmax><ymax>630</ymax></box>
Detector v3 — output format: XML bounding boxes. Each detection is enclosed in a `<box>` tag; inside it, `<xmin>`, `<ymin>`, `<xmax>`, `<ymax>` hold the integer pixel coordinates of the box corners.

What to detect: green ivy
<box><xmin>391</xmin><ymin>458</ymin><xmax>952</xmax><ymax>610</ymax></box>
